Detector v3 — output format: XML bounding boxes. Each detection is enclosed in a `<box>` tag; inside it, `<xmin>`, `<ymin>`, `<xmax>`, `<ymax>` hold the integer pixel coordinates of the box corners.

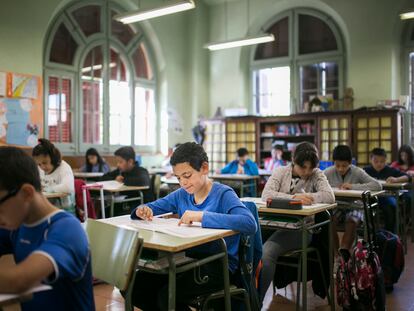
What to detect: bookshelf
<box><xmin>203</xmin><ymin>119</ymin><xmax>226</xmax><ymax>173</ymax></box>
<box><xmin>225</xmin><ymin>117</ymin><xmax>258</xmax><ymax>162</ymax></box>
<box><xmin>318</xmin><ymin>114</ymin><xmax>352</xmax><ymax>161</ymax></box>
<box><xmin>353</xmin><ymin>109</ymin><xmax>402</xmax><ymax>167</ymax></box>
<box><xmin>257</xmin><ymin>115</ymin><xmax>317</xmax><ymax>167</ymax></box>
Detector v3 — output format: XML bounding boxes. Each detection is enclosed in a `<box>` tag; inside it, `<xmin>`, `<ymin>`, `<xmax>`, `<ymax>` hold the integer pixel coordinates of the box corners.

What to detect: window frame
<box><xmin>43</xmin><ymin>0</ymin><xmax>157</xmax><ymax>155</ymax></box>
<box><xmin>250</xmin><ymin>8</ymin><xmax>345</xmax><ymax>115</ymax></box>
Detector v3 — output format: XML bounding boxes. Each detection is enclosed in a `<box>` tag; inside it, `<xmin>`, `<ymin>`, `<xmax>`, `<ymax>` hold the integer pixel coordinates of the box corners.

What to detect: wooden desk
<box><xmin>89</xmin><ymin>185</ymin><xmax>149</xmax><ymax>218</ymax></box>
<box><xmin>73</xmin><ymin>172</ymin><xmax>104</xmax><ymax>181</ymax></box>
<box><xmin>258</xmin><ymin>169</ymin><xmax>271</xmax><ymax>177</ymax></box>
<box><xmin>98</xmin><ymin>215</ymin><xmax>236</xmax><ymax>310</ymax></box>
<box><xmin>160</xmin><ymin>176</ymin><xmax>179</xmax><ymax>185</ymax></box>
<box><xmin>0</xmin><ymin>284</ymin><xmax>51</xmax><ymax>309</ymax></box>
<box><xmin>210</xmin><ymin>174</ymin><xmax>259</xmax><ymax>197</ymax></box>
<box><xmin>257</xmin><ymin>203</ymin><xmax>336</xmax><ymax>311</ymax></box>
<box><xmin>333</xmin><ymin>189</ymin><xmax>385</xmax><ymax>199</ymax></box>
<box><xmin>148</xmin><ymin>168</ymin><xmax>171</xmax><ymax>176</ymax></box>
<box><xmin>43</xmin><ymin>192</ymin><xmax>69</xmax><ymax>200</ymax></box>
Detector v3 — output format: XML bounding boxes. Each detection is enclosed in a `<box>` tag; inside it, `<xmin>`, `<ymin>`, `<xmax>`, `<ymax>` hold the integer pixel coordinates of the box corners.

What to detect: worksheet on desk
<box><xmin>102</xmin><ymin>216</ymin><xmax>229</xmax><ymax>238</ymax></box>
<box><xmin>89</xmin><ymin>180</ymin><xmax>124</xmax><ymax>190</ymax></box>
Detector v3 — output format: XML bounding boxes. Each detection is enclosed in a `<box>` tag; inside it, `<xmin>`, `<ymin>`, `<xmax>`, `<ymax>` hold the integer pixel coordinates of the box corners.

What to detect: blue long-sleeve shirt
<box><xmin>131</xmin><ymin>182</ymin><xmax>257</xmax><ymax>272</ymax></box>
<box><xmin>221</xmin><ymin>159</ymin><xmax>259</xmax><ymax>176</ymax></box>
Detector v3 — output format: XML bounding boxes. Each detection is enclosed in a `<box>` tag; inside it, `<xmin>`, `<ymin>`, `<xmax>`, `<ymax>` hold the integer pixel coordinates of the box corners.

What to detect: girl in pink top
<box><xmin>390</xmin><ymin>145</ymin><xmax>414</xmax><ymax>176</ymax></box>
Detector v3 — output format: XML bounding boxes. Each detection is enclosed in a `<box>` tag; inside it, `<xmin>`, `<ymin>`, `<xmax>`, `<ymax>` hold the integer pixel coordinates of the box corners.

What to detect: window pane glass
<box><xmin>82</xmin><ymin>81</ymin><xmax>103</xmax><ymax>144</ymax></box>
<box><xmin>72</xmin><ymin>5</ymin><xmax>101</xmax><ymax>37</ymax></box>
<box><xmin>49</xmin><ymin>23</ymin><xmax>78</xmax><ymax>65</ymax></box>
<box><xmin>48</xmin><ymin>77</ymin><xmax>59</xmax><ymax>142</ymax></box>
<box><xmin>410</xmin><ymin>52</ymin><xmax>414</xmax><ymax>144</ymax></box>
<box><xmin>48</xmin><ymin>77</ymin><xmax>72</xmax><ymax>143</ymax></box>
<box><xmin>81</xmin><ymin>46</ymin><xmax>103</xmax><ymax>80</ymax></box>
<box><xmin>135</xmin><ymin>87</ymin><xmax>155</xmax><ymax>146</ymax></box>
<box><xmin>300</xmin><ymin>62</ymin><xmax>338</xmax><ymax>111</ymax></box>
<box><xmin>255</xmin><ymin>17</ymin><xmax>288</xmax><ymax>60</ymax></box>
<box><xmin>132</xmin><ymin>43</ymin><xmax>153</xmax><ymax>79</ymax></box>
<box><xmin>253</xmin><ymin>67</ymin><xmax>290</xmax><ymax>116</ymax></box>
<box><xmin>111</xmin><ymin>10</ymin><xmax>137</xmax><ymax>46</ymax></box>
<box><xmin>299</xmin><ymin>14</ymin><xmax>337</xmax><ymax>54</ymax></box>
<box><xmin>109</xmin><ymin>49</ymin><xmax>131</xmax><ymax>145</ymax></box>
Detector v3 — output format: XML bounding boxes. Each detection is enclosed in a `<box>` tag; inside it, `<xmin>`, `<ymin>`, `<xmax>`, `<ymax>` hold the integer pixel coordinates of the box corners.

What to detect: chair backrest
<box><xmin>85</xmin><ymin>219</ymin><xmax>143</xmax><ymax>291</ymax></box>
<box><xmin>152</xmin><ymin>174</ymin><xmax>161</xmax><ymax>199</ymax></box>
<box><xmin>239</xmin><ymin>201</ymin><xmax>263</xmax><ymax>310</ymax></box>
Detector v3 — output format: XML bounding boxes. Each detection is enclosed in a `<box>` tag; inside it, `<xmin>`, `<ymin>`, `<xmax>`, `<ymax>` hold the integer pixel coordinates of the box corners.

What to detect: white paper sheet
<box><xmin>0</xmin><ymin>284</ymin><xmax>52</xmax><ymax>303</ymax></box>
<box><xmin>99</xmin><ymin>215</ymin><xmax>230</xmax><ymax>239</ymax></box>
<box><xmin>89</xmin><ymin>180</ymin><xmax>124</xmax><ymax>190</ymax></box>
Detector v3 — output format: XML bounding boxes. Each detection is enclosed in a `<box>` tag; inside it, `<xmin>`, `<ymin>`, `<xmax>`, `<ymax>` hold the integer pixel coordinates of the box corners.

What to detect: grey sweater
<box><xmin>261</xmin><ymin>164</ymin><xmax>335</xmax><ymax>204</ymax></box>
<box><xmin>323</xmin><ymin>165</ymin><xmax>382</xmax><ymax>191</ymax></box>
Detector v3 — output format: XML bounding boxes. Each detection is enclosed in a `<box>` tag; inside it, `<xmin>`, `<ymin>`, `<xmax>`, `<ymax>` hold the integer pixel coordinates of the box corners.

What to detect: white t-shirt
<box><xmin>39</xmin><ymin>160</ymin><xmax>75</xmax><ymax>211</ymax></box>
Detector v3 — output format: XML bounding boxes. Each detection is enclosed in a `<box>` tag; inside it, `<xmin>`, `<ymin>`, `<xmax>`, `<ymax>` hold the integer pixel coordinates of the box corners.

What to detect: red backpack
<box><xmin>74</xmin><ymin>179</ymin><xmax>96</xmax><ymax>221</ymax></box>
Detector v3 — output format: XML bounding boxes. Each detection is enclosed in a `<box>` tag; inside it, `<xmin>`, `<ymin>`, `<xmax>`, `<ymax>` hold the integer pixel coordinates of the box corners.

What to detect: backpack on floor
<box><xmin>376</xmin><ymin>229</ymin><xmax>404</xmax><ymax>286</ymax></box>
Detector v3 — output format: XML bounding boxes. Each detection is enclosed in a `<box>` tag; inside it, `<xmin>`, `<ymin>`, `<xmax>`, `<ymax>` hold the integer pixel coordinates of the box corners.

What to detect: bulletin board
<box><xmin>0</xmin><ymin>71</ymin><xmax>43</xmax><ymax>147</ymax></box>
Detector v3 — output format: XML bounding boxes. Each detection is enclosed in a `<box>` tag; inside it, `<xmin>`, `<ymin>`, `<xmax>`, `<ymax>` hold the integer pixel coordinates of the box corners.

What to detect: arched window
<box><xmin>44</xmin><ymin>1</ymin><xmax>156</xmax><ymax>153</ymax></box>
<box><xmin>252</xmin><ymin>9</ymin><xmax>344</xmax><ymax>116</ymax></box>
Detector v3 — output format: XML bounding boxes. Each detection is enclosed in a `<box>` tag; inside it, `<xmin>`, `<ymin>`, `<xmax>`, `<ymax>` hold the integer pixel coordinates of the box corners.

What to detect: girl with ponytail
<box><xmin>32</xmin><ymin>139</ymin><xmax>75</xmax><ymax>213</ymax></box>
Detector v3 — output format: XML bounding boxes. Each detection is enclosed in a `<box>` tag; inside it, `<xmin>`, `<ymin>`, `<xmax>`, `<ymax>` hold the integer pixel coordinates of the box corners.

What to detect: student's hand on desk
<box><xmin>339</xmin><ymin>183</ymin><xmax>352</xmax><ymax>190</ymax></box>
<box><xmin>136</xmin><ymin>205</ymin><xmax>153</xmax><ymax>221</ymax></box>
<box><xmin>178</xmin><ymin>211</ymin><xmax>204</xmax><ymax>226</ymax></box>
<box><xmin>115</xmin><ymin>175</ymin><xmax>124</xmax><ymax>182</ymax></box>
<box><xmin>292</xmin><ymin>193</ymin><xmax>314</xmax><ymax>205</ymax></box>
<box><xmin>386</xmin><ymin>177</ymin><xmax>397</xmax><ymax>183</ymax></box>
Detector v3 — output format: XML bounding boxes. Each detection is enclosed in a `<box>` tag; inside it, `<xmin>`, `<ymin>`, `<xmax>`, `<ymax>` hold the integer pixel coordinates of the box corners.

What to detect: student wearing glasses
<box><xmin>0</xmin><ymin>146</ymin><xmax>94</xmax><ymax>311</ymax></box>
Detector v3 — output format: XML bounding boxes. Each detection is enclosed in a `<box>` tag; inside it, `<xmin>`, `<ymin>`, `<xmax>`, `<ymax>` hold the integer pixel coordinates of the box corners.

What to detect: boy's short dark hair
<box><xmin>114</xmin><ymin>146</ymin><xmax>136</xmax><ymax>162</ymax></box>
<box><xmin>32</xmin><ymin>138</ymin><xmax>61</xmax><ymax>168</ymax></box>
<box><xmin>170</xmin><ymin>142</ymin><xmax>208</xmax><ymax>171</ymax></box>
<box><xmin>273</xmin><ymin>144</ymin><xmax>284</xmax><ymax>152</ymax></box>
<box><xmin>0</xmin><ymin>147</ymin><xmax>41</xmax><ymax>192</ymax></box>
<box><xmin>332</xmin><ymin>145</ymin><xmax>352</xmax><ymax>162</ymax></box>
<box><xmin>293</xmin><ymin>142</ymin><xmax>319</xmax><ymax>168</ymax></box>
<box><xmin>237</xmin><ymin>148</ymin><xmax>249</xmax><ymax>157</ymax></box>
<box><xmin>371</xmin><ymin>148</ymin><xmax>387</xmax><ymax>158</ymax></box>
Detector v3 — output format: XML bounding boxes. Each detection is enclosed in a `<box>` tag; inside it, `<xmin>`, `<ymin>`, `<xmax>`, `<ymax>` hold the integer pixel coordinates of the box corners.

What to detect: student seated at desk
<box><xmin>130</xmin><ymin>142</ymin><xmax>257</xmax><ymax>311</ymax></box>
<box><xmin>0</xmin><ymin>147</ymin><xmax>94</xmax><ymax>311</ymax></box>
<box><xmin>32</xmin><ymin>139</ymin><xmax>75</xmax><ymax>214</ymax></box>
<box><xmin>324</xmin><ymin>145</ymin><xmax>382</xmax><ymax>257</ymax></box>
<box><xmin>101</xmin><ymin>146</ymin><xmax>153</xmax><ymax>203</ymax></box>
<box><xmin>221</xmin><ymin>147</ymin><xmax>259</xmax><ymax>176</ymax></box>
<box><xmin>259</xmin><ymin>142</ymin><xmax>335</xmax><ymax>303</ymax></box>
<box><xmin>390</xmin><ymin>144</ymin><xmax>414</xmax><ymax>176</ymax></box>
<box><xmin>263</xmin><ymin>144</ymin><xmax>285</xmax><ymax>172</ymax></box>
<box><xmin>80</xmin><ymin>148</ymin><xmax>110</xmax><ymax>173</ymax></box>
<box><xmin>364</xmin><ymin>148</ymin><xmax>411</xmax><ymax>233</ymax></box>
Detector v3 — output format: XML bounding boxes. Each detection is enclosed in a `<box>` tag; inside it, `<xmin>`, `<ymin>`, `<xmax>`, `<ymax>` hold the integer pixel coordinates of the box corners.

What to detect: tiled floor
<box><xmin>93</xmin><ymin>241</ymin><xmax>414</xmax><ymax>311</ymax></box>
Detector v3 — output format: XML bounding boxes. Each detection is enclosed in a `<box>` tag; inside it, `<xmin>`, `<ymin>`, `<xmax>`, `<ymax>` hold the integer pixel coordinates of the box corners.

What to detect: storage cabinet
<box><xmin>203</xmin><ymin>119</ymin><xmax>226</xmax><ymax>173</ymax></box>
<box><xmin>225</xmin><ymin>117</ymin><xmax>258</xmax><ymax>162</ymax></box>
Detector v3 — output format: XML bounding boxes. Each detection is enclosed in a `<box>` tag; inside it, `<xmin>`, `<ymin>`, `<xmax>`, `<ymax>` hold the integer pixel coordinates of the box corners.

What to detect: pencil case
<box><xmin>266</xmin><ymin>198</ymin><xmax>303</xmax><ymax>210</ymax></box>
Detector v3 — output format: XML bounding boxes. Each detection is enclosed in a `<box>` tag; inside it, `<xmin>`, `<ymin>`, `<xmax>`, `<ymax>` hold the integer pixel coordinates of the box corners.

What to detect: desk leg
<box><xmin>240</xmin><ymin>181</ymin><xmax>244</xmax><ymax>198</ymax></box>
<box><xmin>167</xmin><ymin>255</ymin><xmax>176</xmax><ymax>311</ymax></box>
<box><xmin>218</xmin><ymin>239</ymin><xmax>231</xmax><ymax>311</ymax></box>
<box><xmin>100</xmin><ymin>188</ymin><xmax>105</xmax><ymax>219</ymax></box>
<box><xmin>139</xmin><ymin>190</ymin><xmax>144</xmax><ymax>205</ymax></box>
<box><xmin>411</xmin><ymin>183</ymin><xmax>414</xmax><ymax>242</ymax></box>
<box><xmin>301</xmin><ymin>224</ymin><xmax>308</xmax><ymax>311</ymax></box>
<box><xmin>328</xmin><ymin>213</ymin><xmax>335</xmax><ymax>311</ymax></box>
<box><xmin>110</xmin><ymin>194</ymin><xmax>115</xmax><ymax>218</ymax></box>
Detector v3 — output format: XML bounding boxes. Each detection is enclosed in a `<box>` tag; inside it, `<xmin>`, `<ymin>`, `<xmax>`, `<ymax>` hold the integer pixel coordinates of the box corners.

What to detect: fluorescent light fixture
<box><xmin>114</xmin><ymin>0</ymin><xmax>195</xmax><ymax>24</ymax></box>
<box><xmin>400</xmin><ymin>9</ymin><xmax>414</xmax><ymax>20</ymax></box>
<box><xmin>205</xmin><ymin>34</ymin><xmax>275</xmax><ymax>51</ymax></box>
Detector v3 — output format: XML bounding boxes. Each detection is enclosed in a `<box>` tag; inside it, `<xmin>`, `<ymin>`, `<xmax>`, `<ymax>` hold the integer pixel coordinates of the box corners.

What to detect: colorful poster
<box><xmin>0</xmin><ymin>71</ymin><xmax>42</xmax><ymax>147</ymax></box>
<box><xmin>0</xmin><ymin>72</ymin><xmax>6</xmax><ymax>97</ymax></box>
<box><xmin>11</xmin><ymin>73</ymin><xmax>38</xmax><ymax>99</ymax></box>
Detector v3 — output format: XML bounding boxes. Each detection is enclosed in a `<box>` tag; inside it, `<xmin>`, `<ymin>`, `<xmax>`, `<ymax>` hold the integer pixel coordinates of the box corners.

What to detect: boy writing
<box><xmin>101</xmin><ymin>146</ymin><xmax>153</xmax><ymax>203</ymax></box>
<box><xmin>324</xmin><ymin>145</ymin><xmax>382</xmax><ymax>256</ymax></box>
<box><xmin>0</xmin><ymin>147</ymin><xmax>94</xmax><ymax>311</ymax></box>
<box><xmin>130</xmin><ymin>142</ymin><xmax>257</xmax><ymax>310</ymax></box>
<box><xmin>364</xmin><ymin>147</ymin><xmax>411</xmax><ymax>232</ymax></box>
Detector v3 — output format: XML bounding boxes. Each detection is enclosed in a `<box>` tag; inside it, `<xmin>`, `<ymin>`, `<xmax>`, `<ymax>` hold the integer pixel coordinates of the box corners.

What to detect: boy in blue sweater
<box><xmin>364</xmin><ymin>148</ymin><xmax>411</xmax><ymax>233</ymax></box>
<box><xmin>130</xmin><ymin>142</ymin><xmax>257</xmax><ymax>311</ymax></box>
<box><xmin>0</xmin><ymin>147</ymin><xmax>94</xmax><ymax>311</ymax></box>
<box><xmin>221</xmin><ymin>147</ymin><xmax>259</xmax><ymax>176</ymax></box>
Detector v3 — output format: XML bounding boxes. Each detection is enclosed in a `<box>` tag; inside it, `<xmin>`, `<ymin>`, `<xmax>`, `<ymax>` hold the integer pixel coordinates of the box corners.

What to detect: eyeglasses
<box><xmin>0</xmin><ymin>188</ymin><xmax>19</xmax><ymax>206</ymax></box>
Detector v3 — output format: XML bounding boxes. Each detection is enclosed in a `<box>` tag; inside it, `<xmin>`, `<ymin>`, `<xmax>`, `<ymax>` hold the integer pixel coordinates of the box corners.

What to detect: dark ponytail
<box><xmin>32</xmin><ymin>139</ymin><xmax>62</xmax><ymax>168</ymax></box>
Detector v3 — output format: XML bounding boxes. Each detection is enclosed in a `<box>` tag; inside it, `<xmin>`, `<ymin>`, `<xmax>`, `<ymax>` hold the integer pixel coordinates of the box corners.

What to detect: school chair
<box><xmin>85</xmin><ymin>219</ymin><xmax>144</xmax><ymax>311</ymax></box>
<box><xmin>151</xmin><ymin>174</ymin><xmax>162</xmax><ymax>199</ymax></box>
<box><xmin>187</xmin><ymin>201</ymin><xmax>262</xmax><ymax>311</ymax></box>
<box><xmin>272</xmin><ymin>211</ymin><xmax>332</xmax><ymax>311</ymax></box>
